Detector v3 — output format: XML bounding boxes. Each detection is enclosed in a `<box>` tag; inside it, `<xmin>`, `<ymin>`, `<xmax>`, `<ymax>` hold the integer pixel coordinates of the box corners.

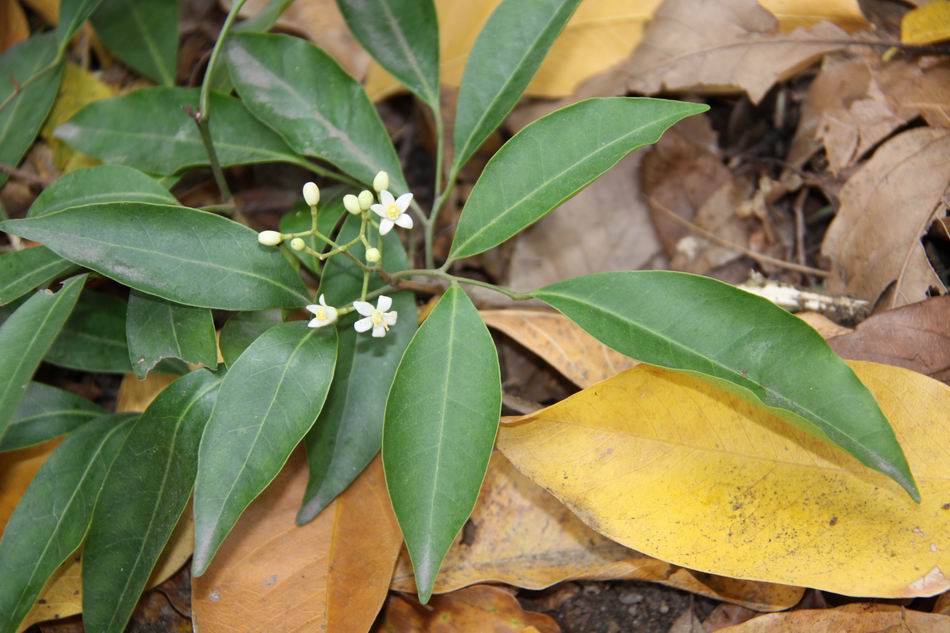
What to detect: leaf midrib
<box><xmin>127</xmin><ymin>0</ymin><xmax>173</xmax><ymax>86</ymax></box>
<box><xmin>378</xmin><ymin>0</ymin><xmax>436</xmax><ymax>105</ymax></box>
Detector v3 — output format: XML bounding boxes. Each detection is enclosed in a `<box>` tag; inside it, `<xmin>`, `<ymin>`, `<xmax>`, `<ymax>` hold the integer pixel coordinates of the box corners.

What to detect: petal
<box><xmin>395</xmin><ymin>192</ymin><xmax>413</xmax><ymax>211</ymax></box>
<box><xmin>379</xmin><ymin>190</ymin><xmax>395</xmax><ymax>206</ymax></box>
<box><xmin>383</xmin><ymin>311</ymin><xmax>398</xmax><ymax>326</ymax></box>
<box><xmin>379</xmin><ymin>218</ymin><xmax>394</xmax><ymax>235</ymax></box>
<box><xmin>394</xmin><ymin>213</ymin><xmax>413</xmax><ymax>229</ymax></box>
<box><xmin>308</xmin><ymin>317</ymin><xmax>328</xmax><ymax>328</ymax></box>
<box><xmin>354</xmin><ymin>317</ymin><xmax>373</xmax><ymax>333</ymax></box>
<box><xmin>305</xmin><ymin>304</ymin><xmax>320</xmax><ymax>315</ymax></box>
<box><xmin>376</xmin><ymin>295</ymin><xmax>393</xmax><ymax>312</ymax></box>
<box><xmin>353</xmin><ymin>301</ymin><xmax>374</xmax><ymax>316</ymax></box>
<box><xmin>327</xmin><ymin>307</ymin><xmax>338</xmax><ymax>322</ymax></box>
<box><xmin>372</xmin><ymin>325</ymin><xmax>387</xmax><ymax>338</ymax></box>
<box><xmin>318</xmin><ymin>294</ymin><xmax>327</xmax><ymax>306</ymax></box>
<box><xmin>370</xmin><ymin>203</ymin><xmax>386</xmax><ymax>218</ymax></box>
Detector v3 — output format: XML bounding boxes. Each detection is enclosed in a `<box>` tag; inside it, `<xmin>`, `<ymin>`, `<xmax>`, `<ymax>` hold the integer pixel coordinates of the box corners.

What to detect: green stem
<box><xmin>199</xmin><ymin>0</ymin><xmax>248</xmax><ymax>117</ymax></box>
<box><xmin>424</xmin><ymin>110</ymin><xmax>446</xmax><ymax>269</ymax></box>
<box><xmin>387</xmin><ymin>269</ymin><xmax>531</xmax><ymax>301</ymax></box>
<box><xmin>196</xmin><ymin>117</ymin><xmax>233</xmax><ymax>203</ymax></box>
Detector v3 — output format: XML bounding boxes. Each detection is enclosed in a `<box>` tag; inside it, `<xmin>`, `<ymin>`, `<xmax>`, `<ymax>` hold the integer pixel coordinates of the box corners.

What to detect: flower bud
<box><xmin>303</xmin><ymin>181</ymin><xmax>320</xmax><ymax>207</ymax></box>
<box><xmin>365</xmin><ymin>247</ymin><xmax>381</xmax><ymax>263</ymax></box>
<box><xmin>290</xmin><ymin>237</ymin><xmax>306</xmax><ymax>251</ymax></box>
<box><xmin>343</xmin><ymin>194</ymin><xmax>361</xmax><ymax>215</ymax></box>
<box><xmin>257</xmin><ymin>230</ymin><xmax>283</xmax><ymax>246</ymax></box>
<box><xmin>358</xmin><ymin>189</ymin><xmax>374</xmax><ymax>210</ymax></box>
<box><xmin>372</xmin><ymin>171</ymin><xmax>389</xmax><ymax>193</ymax></box>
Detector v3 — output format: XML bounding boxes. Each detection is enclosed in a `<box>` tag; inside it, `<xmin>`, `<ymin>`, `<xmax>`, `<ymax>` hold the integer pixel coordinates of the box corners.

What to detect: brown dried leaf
<box><xmin>716</xmin><ymin>603</ymin><xmax>950</xmax><ymax>632</ymax></box>
<box><xmin>0</xmin><ymin>0</ymin><xmax>29</xmax><ymax>52</ymax></box>
<box><xmin>821</xmin><ymin>127</ymin><xmax>949</xmax><ymax>306</ymax></box>
<box><xmin>936</xmin><ymin>590</ymin><xmax>950</xmax><ymax>615</ymax></box>
<box><xmin>192</xmin><ymin>453</ymin><xmax>401</xmax><ymax>633</ymax></box>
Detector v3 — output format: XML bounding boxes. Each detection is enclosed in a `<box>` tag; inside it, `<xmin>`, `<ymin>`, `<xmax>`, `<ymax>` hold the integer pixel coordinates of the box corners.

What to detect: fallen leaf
<box><xmin>716</xmin><ymin>603</ymin><xmax>950</xmax><ymax>631</ymax></box>
<box><xmin>21</xmin><ymin>0</ymin><xmax>57</xmax><ymax>24</ymax></box>
<box><xmin>374</xmin><ymin>585</ymin><xmax>560</xmax><ymax>633</ymax></box>
<box><xmin>902</xmin><ymin>0</ymin><xmax>950</xmax><ymax>45</ymax></box>
<box><xmin>796</xmin><ymin>312</ymin><xmax>854</xmax><ymax>338</ymax></box>
<box><xmin>0</xmin><ymin>440</ymin><xmax>62</xmax><ymax>531</ymax></box>
<box><xmin>115</xmin><ymin>372</ymin><xmax>177</xmax><ymax>413</ymax></box>
<box><xmin>705</xmin><ymin>604</ymin><xmax>760</xmax><ymax>631</ymax></box>
<box><xmin>669</xmin><ymin>610</ymin><xmax>705</xmax><ymax>633</ymax></box>
<box><xmin>827</xmin><ymin>296</ymin><xmax>950</xmax><ymax>383</ymax></box>
<box><xmin>390</xmin><ymin>452</ymin><xmax>804</xmax><ymax>612</ymax></box>
<box><xmin>0</xmin><ymin>0</ymin><xmax>29</xmax><ymax>52</ymax></box>
<box><xmin>192</xmin><ymin>453</ymin><xmax>401</xmax><ymax>633</ymax></box>
<box><xmin>936</xmin><ymin>590</ymin><xmax>950</xmax><ymax>615</ymax></box>
<box><xmin>821</xmin><ymin>127</ymin><xmax>949</xmax><ymax>306</ymax></box>
<box><xmin>498</xmin><ymin>361</ymin><xmax>950</xmax><ymax>598</ymax></box>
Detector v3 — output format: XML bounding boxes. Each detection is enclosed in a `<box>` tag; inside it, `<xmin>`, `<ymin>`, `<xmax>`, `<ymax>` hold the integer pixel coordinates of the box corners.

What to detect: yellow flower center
<box><xmin>372</xmin><ymin>311</ymin><xmax>384</xmax><ymax>326</ymax></box>
<box><xmin>315</xmin><ymin>308</ymin><xmax>327</xmax><ymax>320</ymax></box>
<box><xmin>386</xmin><ymin>203</ymin><xmax>400</xmax><ymax>220</ymax></box>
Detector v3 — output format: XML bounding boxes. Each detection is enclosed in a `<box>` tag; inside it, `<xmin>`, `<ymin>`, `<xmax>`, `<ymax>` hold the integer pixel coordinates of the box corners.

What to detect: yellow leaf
<box><xmin>391</xmin><ymin>452</ymin><xmax>803</xmax><ymax>611</ymax></box>
<box><xmin>0</xmin><ymin>0</ymin><xmax>29</xmax><ymax>53</ymax></box>
<box><xmin>498</xmin><ymin>361</ymin><xmax>950</xmax><ymax>598</ymax></box>
<box><xmin>192</xmin><ymin>453</ymin><xmax>402</xmax><ymax>632</ymax></box>
<box><xmin>20</xmin><ymin>0</ymin><xmax>58</xmax><ymax>25</ymax></box>
<box><xmin>717</xmin><ymin>603</ymin><xmax>950</xmax><ymax>632</ymax></box>
<box><xmin>364</xmin><ymin>0</ymin><xmax>866</xmax><ymax>101</ymax></box>
<box><xmin>902</xmin><ymin>0</ymin><xmax>950</xmax><ymax>45</ymax></box>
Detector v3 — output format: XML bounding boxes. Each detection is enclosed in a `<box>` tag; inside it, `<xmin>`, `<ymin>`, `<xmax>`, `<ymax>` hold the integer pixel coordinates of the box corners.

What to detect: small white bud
<box><xmin>365</xmin><ymin>247</ymin><xmax>381</xmax><ymax>263</ymax></box>
<box><xmin>303</xmin><ymin>182</ymin><xmax>320</xmax><ymax>207</ymax></box>
<box><xmin>258</xmin><ymin>230</ymin><xmax>283</xmax><ymax>246</ymax></box>
<box><xmin>290</xmin><ymin>237</ymin><xmax>306</xmax><ymax>251</ymax></box>
<box><xmin>343</xmin><ymin>194</ymin><xmax>361</xmax><ymax>215</ymax></box>
<box><xmin>358</xmin><ymin>189</ymin><xmax>374</xmax><ymax>210</ymax></box>
<box><xmin>372</xmin><ymin>171</ymin><xmax>389</xmax><ymax>193</ymax></box>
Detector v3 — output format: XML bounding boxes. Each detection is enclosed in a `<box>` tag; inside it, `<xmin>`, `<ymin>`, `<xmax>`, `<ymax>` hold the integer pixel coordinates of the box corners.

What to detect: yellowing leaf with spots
<box><xmin>498</xmin><ymin>361</ymin><xmax>950</xmax><ymax>598</ymax></box>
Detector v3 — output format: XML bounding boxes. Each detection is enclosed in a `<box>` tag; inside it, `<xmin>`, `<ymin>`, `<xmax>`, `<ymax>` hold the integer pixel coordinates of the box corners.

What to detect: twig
<box><xmin>741</xmin><ymin>272</ymin><xmax>869</xmax><ymax>320</ymax></box>
<box><xmin>793</xmin><ymin>188</ymin><xmax>809</xmax><ymax>277</ymax></box>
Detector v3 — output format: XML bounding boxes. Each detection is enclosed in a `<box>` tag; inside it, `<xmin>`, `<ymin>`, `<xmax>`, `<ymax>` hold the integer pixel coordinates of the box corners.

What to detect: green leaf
<box><xmin>336</xmin><ymin>0</ymin><xmax>440</xmax><ymax>109</ymax></box>
<box><xmin>127</xmin><ymin>291</ymin><xmax>217</xmax><ymax>379</ymax></box>
<box><xmin>91</xmin><ymin>0</ymin><xmax>179</xmax><ymax>86</ymax></box>
<box><xmin>0</xmin><ymin>247</ymin><xmax>78</xmax><ymax>306</ymax></box>
<box><xmin>225</xmin><ymin>33</ymin><xmax>407</xmax><ymax>192</ymax></box>
<box><xmin>193</xmin><ymin>322</ymin><xmax>337</xmax><ymax>575</ymax></box>
<box><xmin>83</xmin><ymin>370</ymin><xmax>220</xmax><ymax>633</ymax></box>
<box><xmin>235</xmin><ymin>0</ymin><xmax>295</xmax><ymax>33</ymax></box>
<box><xmin>297</xmin><ymin>216</ymin><xmax>416</xmax><ymax>524</ymax></box>
<box><xmin>29</xmin><ymin>164</ymin><xmax>177</xmax><ymax>217</ymax></box>
<box><xmin>0</xmin><ymin>34</ymin><xmax>64</xmax><ymax>188</ymax></box>
<box><xmin>532</xmin><ymin>271</ymin><xmax>920</xmax><ymax>501</ymax></box>
<box><xmin>57</xmin><ymin>0</ymin><xmax>106</xmax><ymax>50</ymax></box>
<box><xmin>0</xmin><ymin>382</ymin><xmax>104</xmax><ymax>452</ymax></box>
<box><xmin>279</xmin><ymin>188</ymin><xmax>347</xmax><ymax>274</ymax></box>
<box><xmin>452</xmin><ymin>0</ymin><xmax>581</xmax><ymax>173</ymax></box>
<box><xmin>448</xmin><ymin>97</ymin><xmax>708</xmax><ymax>262</ymax></box>
<box><xmin>0</xmin><ymin>413</ymin><xmax>135</xmax><ymax>633</ymax></box>
<box><xmin>219</xmin><ymin>310</ymin><xmax>283</xmax><ymax>368</ymax></box>
<box><xmin>383</xmin><ymin>286</ymin><xmax>500</xmax><ymax>603</ymax></box>
<box><xmin>2</xmin><ymin>203</ymin><xmax>311</xmax><ymax>310</ymax></box>
<box><xmin>0</xmin><ymin>275</ymin><xmax>85</xmax><ymax>440</ymax></box>
<box><xmin>54</xmin><ymin>87</ymin><xmax>304</xmax><ymax>176</ymax></box>
<box><xmin>46</xmin><ymin>290</ymin><xmax>131</xmax><ymax>374</ymax></box>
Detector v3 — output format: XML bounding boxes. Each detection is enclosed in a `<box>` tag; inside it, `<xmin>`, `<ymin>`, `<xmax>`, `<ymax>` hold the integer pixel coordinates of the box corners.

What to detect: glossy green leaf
<box><xmin>55</xmin><ymin>87</ymin><xmax>304</xmax><ymax>176</ymax></box>
<box><xmin>383</xmin><ymin>285</ymin><xmax>501</xmax><ymax>603</ymax></box>
<box><xmin>225</xmin><ymin>33</ymin><xmax>407</xmax><ymax>191</ymax></box>
<box><xmin>235</xmin><ymin>0</ymin><xmax>294</xmax><ymax>33</ymax></box>
<box><xmin>91</xmin><ymin>0</ymin><xmax>179</xmax><ymax>85</ymax></box>
<box><xmin>0</xmin><ymin>247</ymin><xmax>77</xmax><ymax>306</ymax></box>
<box><xmin>448</xmin><ymin>98</ymin><xmax>708</xmax><ymax>262</ymax></box>
<box><xmin>0</xmin><ymin>382</ymin><xmax>103</xmax><ymax>452</ymax></box>
<box><xmin>83</xmin><ymin>370</ymin><xmax>220</xmax><ymax>633</ymax></box>
<box><xmin>3</xmin><ymin>203</ymin><xmax>311</xmax><ymax>310</ymax></box>
<box><xmin>452</xmin><ymin>0</ymin><xmax>581</xmax><ymax>173</ymax></box>
<box><xmin>336</xmin><ymin>0</ymin><xmax>440</xmax><ymax>108</ymax></box>
<box><xmin>532</xmin><ymin>271</ymin><xmax>919</xmax><ymax>501</ymax></box>
<box><xmin>126</xmin><ymin>291</ymin><xmax>216</xmax><ymax>379</ymax></box>
<box><xmin>0</xmin><ymin>275</ymin><xmax>85</xmax><ymax>440</ymax></box>
<box><xmin>297</xmin><ymin>216</ymin><xmax>416</xmax><ymax>524</ymax></box>
<box><xmin>29</xmin><ymin>164</ymin><xmax>177</xmax><ymax>217</ymax></box>
<box><xmin>57</xmin><ymin>0</ymin><xmax>105</xmax><ymax>50</ymax></box>
<box><xmin>218</xmin><ymin>310</ymin><xmax>283</xmax><ymax>368</ymax></box>
<box><xmin>0</xmin><ymin>413</ymin><xmax>134</xmax><ymax>633</ymax></box>
<box><xmin>0</xmin><ymin>34</ymin><xmax>64</xmax><ymax>189</ymax></box>
<box><xmin>193</xmin><ymin>322</ymin><xmax>337</xmax><ymax>575</ymax></box>
<box><xmin>279</xmin><ymin>188</ymin><xmax>347</xmax><ymax>274</ymax></box>
<box><xmin>46</xmin><ymin>290</ymin><xmax>131</xmax><ymax>374</ymax></box>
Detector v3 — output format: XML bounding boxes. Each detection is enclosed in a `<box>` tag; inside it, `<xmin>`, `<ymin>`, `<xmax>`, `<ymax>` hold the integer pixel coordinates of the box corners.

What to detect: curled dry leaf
<box><xmin>717</xmin><ymin>603</ymin><xmax>950</xmax><ymax>632</ymax></box>
<box><xmin>374</xmin><ymin>585</ymin><xmax>560</xmax><ymax>633</ymax></box>
<box><xmin>936</xmin><ymin>590</ymin><xmax>950</xmax><ymax>615</ymax></box>
<box><xmin>390</xmin><ymin>452</ymin><xmax>804</xmax><ymax>612</ymax></box>
<box><xmin>821</xmin><ymin>127</ymin><xmax>949</xmax><ymax>307</ymax></box>
<box><xmin>192</xmin><ymin>453</ymin><xmax>402</xmax><ymax>633</ymax></box>
<box><xmin>498</xmin><ymin>361</ymin><xmax>950</xmax><ymax>598</ymax></box>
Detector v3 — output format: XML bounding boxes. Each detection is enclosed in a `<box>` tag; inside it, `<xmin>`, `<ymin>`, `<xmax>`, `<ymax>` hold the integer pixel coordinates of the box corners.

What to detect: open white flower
<box><xmin>353</xmin><ymin>296</ymin><xmax>397</xmax><ymax>338</ymax></box>
<box><xmin>305</xmin><ymin>294</ymin><xmax>338</xmax><ymax>328</ymax></box>
<box><xmin>371</xmin><ymin>190</ymin><xmax>413</xmax><ymax>236</ymax></box>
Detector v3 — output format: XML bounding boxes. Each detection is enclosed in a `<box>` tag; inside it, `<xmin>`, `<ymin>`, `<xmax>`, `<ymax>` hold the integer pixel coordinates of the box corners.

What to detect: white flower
<box><xmin>353</xmin><ymin>296</ymin><xmax>397</xmax><ymax>338</ymax></box>
<box><xmin>365</xmin><ymin>247</ymin><xmax>381</xmax><ymax>263</ymax></box>
<box><xmin>306</xmin><ymin>294</ymin><xmax>338</xmax><ymax>328</ymax></box>
<box><xmin>373</xmin><ymin>171</ymin><xmax>389</xmax><ymax>192</ymax></box>
<box><xmin>258</xmin><ymin>230</ymin><xmax>283</xmax><ymax>246</ymax></box>
<box><xmin>343</xmin><ymin>194</ymin><xmax>361</xmax><ymax>215</ymax></box>
<box><xmin>303</xmin><ymin>182</ymin><xmax>320</xmax><ymax>207</ymax></box>
<box><xmin>371</xmin><ymin>190</ymin><xmax>414</xmax><ymax>235</ymax></box>
<box><xmin>358</xmin><ymin>189</ymin><xmax>374</xmax><ymax>210</ymax></box>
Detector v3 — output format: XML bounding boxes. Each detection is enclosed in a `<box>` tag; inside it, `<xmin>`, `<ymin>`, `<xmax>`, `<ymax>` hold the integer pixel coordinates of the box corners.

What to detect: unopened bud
<box><xmin>258</xmin><ymin>230</ymin><xmax>283</xmax><ymax>246</ymax></box>
<box><xmin>343</xmin><ymin>194</ymin><xmax>361</xmax><ymax>215</ymax></box>
<box><xmin>372</xmin><ymin>171</ymin><xmax>389</xmax><ymax>193</ymax></box>
<box><xmin>365</xmin><ymin>247</ymin><xmax>381</xmax><ymax>264</ymax></box>
<box><xmin>358</xmin><ymin>189</ymin><xmax>374</xmax><ymax>210</ymax></box>
<box><xmin>303</xmin><ymin>181</ymin><xmax>320</xmax><ymax>207</ymax></box>
<box><xmin>290</xmin><ymin>237</ymin><xmax>306</xmax><ymax>251</ymax></box>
